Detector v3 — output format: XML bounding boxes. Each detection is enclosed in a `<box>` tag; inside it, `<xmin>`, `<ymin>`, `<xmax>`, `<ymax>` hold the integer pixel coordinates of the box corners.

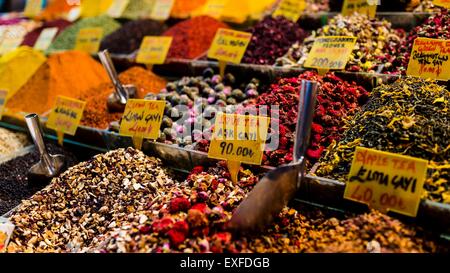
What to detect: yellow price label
<box><xmin>342</xmin><ymin>0</ymin><xmax>377</xmax><ymax>18</ymax></box>
<box><xmin>75</xmin><ymin>27</ymin><xmax>103</xmax><ymax>54</ymax></box>
<box><xmin>150</xmin><ymin>0</ymin><xmax>175</xmax><ymax>20</ymax></box>
<box><xmin>272</xmin><ymin>0</ymin><xmax>306</xmax><ymax>22</ymax></box>
<box><xmin>406</xmin><ymin>37</ymin><xmax>450</xmax><ymax>81</ymax></box>
<box><xmin>208</xmin><ymin>113</ymin><xmax>270</xmax><ymax>165</ymax></box>
<box><xmin>24</xmin><ymin>0</ymin><xmax>43</xmax><ymax>17</ymax></box>
<box><xmin>119</xmin><ymin>99</ymin><xmax>165</xmax><ymax>140</ymax></box>
<box><xmin>207</xmin><ymin>28</ymin><xmax>252</xmax><ymax>64</ymax></box>
<box><xmin>304</xmin><ymin>36</ymin><xmax>357</xmax><ymax>71</ymax></box>
<box><xmin>345</xmin><ymin>147</ymin><xmax>428</xmax><ymax>217</ymax></box>
<box><xmin>136</xmin><ymin>36</ymin><xmax>173</xmax><ymax>65</ymax></box>
<box><xmin>0</xmin><ymin>89</ymin><xmax>8</xmax><ymax>120</ymax></box>
<box><xmin>433</xmin><ymin>0</ymin><xmax>450</xmax><ymax>8</ymax></box>
<box><xmin>34</xmin><ymin>27</ymin><xmax>59</xmax><ymax>51</ymax></box>
<box><xmin>47</xmin><ymin>96</ymin><xmax>86</xmax><ymax>136</ymax></box>
<box><xmin>107</xmin><ymin>0</ymin><xmax>130</xmax><ymax>18</ymax></box>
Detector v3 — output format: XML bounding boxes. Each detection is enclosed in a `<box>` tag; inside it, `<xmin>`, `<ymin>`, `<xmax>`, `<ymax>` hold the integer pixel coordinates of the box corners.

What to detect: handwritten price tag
<box><xmin>47</xmin><ymin>96</ymin><xmax>86</xmax><ymax>144</ymax></box>
<box><xmin>75</xmin><ymin>27</ymin><xmax>103</xmax><ymax>54</ymax></box>
<box><xmin>136</xmin><ymin>36</ymin><xmax>172</xmax><ymax>65</ymax></box>
<box><xmin>208</xmin><ymin>28</ymin><xmax>252</xmax><ymax>64</ymax></box>
<box><xmin>304</xmin><ymin>36</ymin><xmax>357</xmax><ymax>73</ymax></box>
<box><xmin>0</xmin><ymin>89</ymin><xmax>8</xmax><ymax>120</ymax></box>
<box><xmin>345</xmin><ymin>147</ymin><xmax>428</xmax><ymax>217</ymax></box>
<box><xmin>0</xmin><ymin>218</ymin><xmax>15</xmax><ymax>253</ymax></box>
<box><xmin>107</xmin><ymin>0</ymin><xmax>130</xmax><ymax>18</ymax></box>
<box><xmin>342</xmin><ymin>0</ymin><xmax>377</xmax><ymax>18</ymax></box>
<box><xmin>150</xmin><ymin>0</ymin><xmax>175</xmax><ymax>20</ymax></box>
<box><xmin>433</xmin><ymin>0</ymin><xmax>450</xmax><ymax>8</ymax></box>
<box><xmin>24</xmin><ymin>0</ymin><xmax>43</xmax><ymax>17</ymax></box>
<box><xmin>119</xmin><ymin>99</ymin><xmax>166</xmax><ymax>149</ymax></box>
<box><xmin>34</xmin><ymin>27</ymin><xmax>59</xmax><ymax>51</ymax></box>
<box><xmin>272</xmin><ymin>0</ymin><xmax>306</xmax><ymax>22</ymax></box>
<box><xmin>406</xmin><ymin>37</ymin><xmax>450</xmax><ymax>81</ymax></box>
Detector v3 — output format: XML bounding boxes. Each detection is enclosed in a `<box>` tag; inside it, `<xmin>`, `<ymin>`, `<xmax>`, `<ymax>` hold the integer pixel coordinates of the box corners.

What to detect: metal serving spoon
<box><xmin>98</xmin><ymin>49</ymin><xmax>136</xmax><ymax>113</ymax></box>
<box><xmin>26</xmin><ymin>113</ymin><xmax>66</xmax><ymax>183</ymax></box>
<box><xmin>228</xmin><ymin>80</ymin><xmax>319</xmax><ymax>233</ymax></box>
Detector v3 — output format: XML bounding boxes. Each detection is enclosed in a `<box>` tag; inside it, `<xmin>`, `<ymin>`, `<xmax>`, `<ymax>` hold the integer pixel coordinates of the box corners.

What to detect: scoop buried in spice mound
<box><xmin>316</xmin><ymin>77</ymin><xmax>450</xmax><ymax>204</ymax></box>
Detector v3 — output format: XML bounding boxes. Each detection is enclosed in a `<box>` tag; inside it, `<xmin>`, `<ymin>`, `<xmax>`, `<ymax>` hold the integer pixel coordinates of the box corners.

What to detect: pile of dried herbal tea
<box><xmin>316</xmin><ymin>77</ymin><xmax>450</xmax><ymax>204</ymax></box>
<box><xmin>6</xmin><ymin>148</ymin><xmax>175</xmax><ymax>253</ymax></box>
<box><xmin>275</xmin><ymin>13</ymin><xmax>405</xmax><ymax>73</ymax></box>
<box><xmin>86</xmin><ymin>163</ymin><xmax>441</xmax><ymax>253</ymax></box>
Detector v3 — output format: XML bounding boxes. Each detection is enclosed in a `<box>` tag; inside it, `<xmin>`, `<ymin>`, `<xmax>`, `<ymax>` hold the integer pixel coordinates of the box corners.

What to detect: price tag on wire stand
<box><xmin>136</xmin><ymin>36</ymin><xmax>172</xmax><ymax>65</ymax></box>
<box><xmin>119</xmin><ymin>99</ymin><xmax>166</xmax><ymax>150</ymax></box>
<box><xmin>0</xmin><ymin>89</ymin><xmax>8</xmax><ymax>120</ymax></box>
<box><xmin>406</xmin><ymin>37</ymin><xmax>450</xmax><ymax>81</ymax></box>
<box><xmin>345</xmin><ymin>147</ymin><xmax>428</xmax><ymax>217</ymax></box>
<box><xmin>46</xmin><ymin>96</ymin><xmax>86</xmax><ymax>146</ymax></box>
<box><xmin>342</xmin><ymin>0</ymin><xmax>378</xmax><ymax>18</ymax></box>
<box><xmin>208</xmin><ymin>113</ymin><xmax>270</xmax><ymax>184</ymax></box>
<box><xmin>34</xmin><ymin>27</ymin><xmax>59</xmax><ymax>51</ymax></box>
<box><xmin>433</xmin><ymin>0</ymin><xmax>450</xmax><ymax>9</ymax></box>
<box><xmin>74</xmin><ymin>27</ymin><xmax>103</xmax><ymax>55</ymax></box>
<box><xmin>272</xmin><ymin>0</ymin><xmax>306</xmax><ymax>22</ymax></box>
<box><xmin>107</xmin><ymin>0</ymin><xmax>130</xmax><ymax>18</ymax></box>
<box><xmin>150</xmin><ymin>0</ymin><xmax>175</xmax><ymax>21</ymax></box>
<box><xmin>24</xmin><ymin>0</ymin><xmax>43</xmax><ymax>18</ymax></box>
<box><xmin>303</xmin><ymin>36</ymin><xmax>357</xmax><ymax>76</ymax></box>
<box><xmin>207</xmin><ymin>28</ymin><xmax>252</xmax><ymax>77</ymax></box>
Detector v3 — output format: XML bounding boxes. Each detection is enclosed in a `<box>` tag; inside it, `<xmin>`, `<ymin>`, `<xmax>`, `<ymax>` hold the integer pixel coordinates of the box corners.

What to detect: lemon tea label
<box><xmin>345</xmin><ymin>147</ymin><xmax>428</xmax><ymax>217</ymax></box>
<box><xmin>75</xmin><ymin>27</ymin><xmax>103</xmax><ymax>54</ymax></box>
<box><xmin>207</xmin><ymin>28</ymin><xmax>252</xmax><ymax>64</ymax></box>
<box><xmin>272</xmin><ymin>0</ymin><xmax>306</xmax><ymax>22</ymax></box>
<box><xmin>304</xmin><ymin>36</ymin><xmax>357</xmax><ymax>71</ymax></box>
<box><xmin>47</xmin><ymin>96</ymin><xmax>86</xmax><ymax>136</ymax></box>
<box><xmin>136</xmin><ymin>36</ymin><xmax>172</xmax><ymax>64</ymax></box>
<box><xmin>406</xmin><ymin>37</ymin><xmax>450</xmax><ymax>81</ymax></box>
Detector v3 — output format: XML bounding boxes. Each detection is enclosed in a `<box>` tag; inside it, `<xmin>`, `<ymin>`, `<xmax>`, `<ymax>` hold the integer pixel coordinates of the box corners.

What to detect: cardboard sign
<box><xmin>0</xmin><ymin>218</ymin><xmax>15</xmax><ymax>253</ymax></box>
<box><xmin>208</xmin><ymin>113</ymin><xmax>270</xmax><ymax>165</ymax></box>
<box><xmin>34</xmin><ymin>27</ymin><xmax>59</xmax><ymax>51</ymax></box>
<box><xmin>150</xmin><ymin>0</ymin><xmax>175</xmax><ymax>20</ymax></box>
<box><xmin>304</xmin><ymin>36</ymin><xmax>357</xmax><ymax>72</ymax></box>
<box><xmin>406</xmin><ymin>37</ymin><xmax>450</xmax><ymax>81</ymax></box>
<box><xmin>24</xmin><ymin>0</ymin><xmax>43</xmax><ymax>17</ymax></box>
<box><xmin>47</xmin><ymin>96</ymin><xmax>86</xmax><ymax>138</ymax></box>
<box><xmin>74</xmin><ymin>27</ymin><xmax>103</xmax><ymax>54</ymax></box>
<box><xmin>136</xmin><ymin>36</ymin><xmax>172</xmax><ymax>65</ymax></box>
<box><xmin>119</xmin><ymin>99</ymin><xmax>166</xmax><ymax>149</ymax></box>
<box><xmin>272</xmin><ymin>0</ymin><xmax>306</xmax><ymax>22</ymax></box>
<box><xmin>107</xmin><ymin>0</ymin><xmax>130</xmax><ymax>18</ymax></box>
<box><xmin>433</xmin><ymin>0</ymin><xmax>450</xmax><ymax>8</ymax></box>
<box><xmin>345</xmin><ymin>147</ymin><xmax>428</xmax><ymax>217</ymax></box>
<box><xmin>207</xmin><ymin>28</ymin><xmax>252</xmax><ymax>64</ymax></box>
<box><xmin>342</xmin><ymin>0</ymin><xmax>378</xmax><ymax>18</ymax></box>
<box><xmin>0</xmin><ymin>89</ymin><xmax>8</xmax><ymax>120</ymax></box>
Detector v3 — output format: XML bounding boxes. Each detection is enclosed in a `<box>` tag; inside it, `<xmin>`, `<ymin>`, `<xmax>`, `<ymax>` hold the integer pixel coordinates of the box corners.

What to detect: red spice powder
<box><xmin>163</xmin><ymin>16</ymin><xmax>229</xmax><ymax>60</ymax></box>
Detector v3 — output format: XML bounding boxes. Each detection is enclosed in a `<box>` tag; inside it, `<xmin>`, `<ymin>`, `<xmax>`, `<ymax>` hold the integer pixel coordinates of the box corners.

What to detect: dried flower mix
<box><xmin>6</xmin><ymin>51</ymin><xmax>109</xmax><ymax>115</ymax></box>
<box><xmin>316</xmin><ymin>77</ymin><xmax>450</xmax><ymax>204</ymax></box>
<box><xmin>100</xmin><ymin>19</ymin><xmax>167</xmax><ymax>55</ymax></box>
<box><xmin>0</xmin><ymin>127</ymin><xmax>28</xmax><ymax>156</ymax></box>
<box><xmin>7</xmin><ymin>148</ymin><xmax>174</xmax><ymax>253</ymax></box>
<box><xmin>81</xmin><ymin>67</ymin><xmax>167</xmax><ymax>129</ymax></box>
<box><xmin>242</xmin><ymin>16</ymin><xmax>307</xmax><ymax>65</ymax></box>
<box><xmin>276</xmin><ymin>13</ymin><xmax>405</xmax><ymax>73</ymax></box>
<box><xmin>244</xmin><ymin>71</ymin><xmax>368</xmax><ymax>166</ymax></box>
<box><xmin>163</xmin><ymin>16</ymin><xmax>229</xmax><ymax>60</ymax></box>
<box><xmin>87</xmin><ymin>164</ymin><xmax>440</xmax><ymax>253</ymax></box>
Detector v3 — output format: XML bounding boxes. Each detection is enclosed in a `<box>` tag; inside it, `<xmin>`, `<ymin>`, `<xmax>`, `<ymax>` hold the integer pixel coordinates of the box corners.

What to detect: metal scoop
<box><xmin>228</xmin><ymin>80</ymin><xmax>319</xmax><ymax>233</ymax></box>
<box><xmin>98</xmin><ymin>49</ymin><xmax>136</xmax><ymax>113</ymax></box>
<box><xmin>26</xmin><ymin>114</ymin><xmax>66</xmax><ymax>183</ymax></box>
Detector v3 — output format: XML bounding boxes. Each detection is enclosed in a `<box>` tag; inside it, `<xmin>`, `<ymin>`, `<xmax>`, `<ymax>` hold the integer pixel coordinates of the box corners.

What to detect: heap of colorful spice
<box><xmin>6</xmin><ymin>51</ymin><xmax>109</xmax><ymax>115</ymax></box>
<box><xmin>242</xmin><ymin>16</ymin><xmax>307</xmax><ymax>65</ymax></box>
<box><xmin>276</xmin><ymin>14</ymin><xmax>405</xmax><ymax>73</ymax></box>
<box><xmin>87</xmin><ymin>163</ymin><xmax>440</xmax><ymax>253</ymax></box>
<box><xmin>163</xmin><ymin>16</ymin><xmax>229</xmax><ymax>60</ymax></box>
<box><xmin>316</xmin><ymin>77</ymin><xmax>450</xmax><ymax>204</ymax></box>
<box><xmin>0</xmin><ymin>128</ymin><xmax>28</xmax><ymax>156</ymax></box>
<box><xmin>81</xmin><ymin>67</ymin><xmax>167</xmax><ymax>129</ymax></box>
<box><xmin>244</xmin><ymin>71</ymin><xmax>368</xmax><ymax>166</ymax></box>
<box><xmin>21</xmin><ymin>19</ymin><xmax>72</xmax><ymax>48</ymax></box>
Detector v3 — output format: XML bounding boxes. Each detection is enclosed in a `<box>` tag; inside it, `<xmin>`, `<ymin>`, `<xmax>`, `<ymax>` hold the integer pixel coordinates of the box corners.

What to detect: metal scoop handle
<box><xmin>25</xmin><ymin>114</ymin><xmax>57</xmax><ymax>175</ymax></box>
<box><xmin>98</xmin><ymin>49</ymin><xmax>128</xmax><ymax>104</ymax></box>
